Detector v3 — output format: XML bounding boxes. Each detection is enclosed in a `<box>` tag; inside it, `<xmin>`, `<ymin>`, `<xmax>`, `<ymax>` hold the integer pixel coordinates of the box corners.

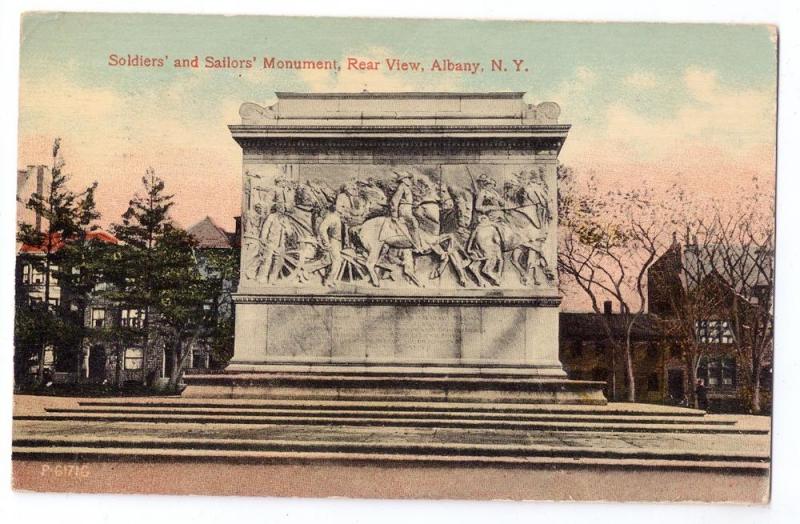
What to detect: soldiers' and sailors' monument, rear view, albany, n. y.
<box><xmin>184</xmin><ymin>91</ymin><xmax>606</xmax><ymax>404</ymax></box>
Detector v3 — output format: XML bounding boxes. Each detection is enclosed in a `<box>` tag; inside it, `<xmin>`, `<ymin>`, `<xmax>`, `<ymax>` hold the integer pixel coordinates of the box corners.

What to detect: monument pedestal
<box><xmin>183</xmin><ymin>292</ymin><xmax>607</xmax><ymax>404</ymax></box>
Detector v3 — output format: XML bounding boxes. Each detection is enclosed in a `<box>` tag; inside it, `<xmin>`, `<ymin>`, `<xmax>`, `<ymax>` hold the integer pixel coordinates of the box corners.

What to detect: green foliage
<box><xmin>107</xmin><ymin>169</ymin><xmax>233</xmax><ymax>389</ymax></box>
<box><xmin>14</xmin><ymin>138</ymin><xmax>102</xmax><ymax>387</ymax></box>
<box><xmin>195</xmin><ymin>247</ymin><xmax>239</xmax><ymax>365</ymax></box>
<box><xmin>115</xmin><ymin>168</ymin><xmax>174</xmax><ymax>250</ymax></box>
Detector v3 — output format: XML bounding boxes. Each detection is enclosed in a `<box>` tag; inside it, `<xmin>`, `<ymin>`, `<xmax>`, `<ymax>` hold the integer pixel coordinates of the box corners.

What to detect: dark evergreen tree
<box><xmin>16</xmin><ymin>138</ymin><xmax>101</xmax><ymax>386</ymax></box>
<box><xmin>109</xmin><ymin>169</ymin><xmax>216</xmax><ymax>391</ymax></box>
<box><xmin>109</xmin><ymin>168</ymin><xmax>173</xmax><ymax>386</ymax></box>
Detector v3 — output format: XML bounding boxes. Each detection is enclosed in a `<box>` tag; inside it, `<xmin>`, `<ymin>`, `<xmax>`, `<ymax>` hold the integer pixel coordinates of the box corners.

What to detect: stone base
<box><xmin>231</xmin><ymin>296</ymin><xmax>565</xmax><ymax>368</ymax></box>
<box><xmin>215</xmin><ymin>296</ymin><xmax>605</xmax><ymax>404</ymax></box>
<box><xmin>182</xmin><ymin>368</ymin><xmax>607</xmax><ymax>405</ymax></box>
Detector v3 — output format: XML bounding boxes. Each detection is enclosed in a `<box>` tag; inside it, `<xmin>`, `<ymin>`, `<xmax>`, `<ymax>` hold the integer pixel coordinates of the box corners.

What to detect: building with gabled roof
<box><xmin>645</xmin><ymin>236</ymin><xmax>773</xmax><ymax>413</ymax></box>
<box><xmin>186</xmin><ymin>216</ymin><xmax>236</xmax><ymax>249</ymax></box>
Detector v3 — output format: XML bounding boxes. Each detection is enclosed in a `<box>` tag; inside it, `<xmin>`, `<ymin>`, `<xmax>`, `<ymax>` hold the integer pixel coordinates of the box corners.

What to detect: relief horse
<box><xmin>354</xmin><ymin>193</ymin><xmax>471</xmax><ymax>288</ymax></box>
<box><xmin>466</xmin><ymin>203</ymin><xmax>554</xmax><ymax>287</ymax></box>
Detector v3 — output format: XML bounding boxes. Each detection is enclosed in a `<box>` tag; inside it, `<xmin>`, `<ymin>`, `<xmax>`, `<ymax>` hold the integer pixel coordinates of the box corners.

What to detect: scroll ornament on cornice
<box><xmin>240</xmin><ymin>102</ymin><xmax>276</xmax><ymax>125</ymax></box>
<box><xmin>525</xmin><ymin>102</ymin><xmax>561</xmax><ymax>124</ymax></box>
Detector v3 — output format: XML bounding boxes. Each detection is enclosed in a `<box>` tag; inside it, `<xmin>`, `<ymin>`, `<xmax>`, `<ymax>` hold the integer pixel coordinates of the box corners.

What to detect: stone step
<box><xmin>77</xmin><ymin>399</ymin><xmax>707</xmax><ymax>417</ymax></box>
<box><xmin>12</xmin><ymin>435</ymin><xmax>771</xmax><ymax>466</ymax></box>
<box><xmin>15</xmin><ymin>413</ymin><xmax>764</xmax><ymax>434</ymax></box>
<box><xmin>182</xmin><ymin>371</ymin><xmax>608</xmax><ymax>404</ymax></box>
<box><xmin>45</xmin><ymin>406</ymin><xmax>732</xmax><ymax>426</ymax></box>
<box><xmin>11</xmin><ymin>445</ymin><xmax>770</xmax><ymax>473</ymax></box>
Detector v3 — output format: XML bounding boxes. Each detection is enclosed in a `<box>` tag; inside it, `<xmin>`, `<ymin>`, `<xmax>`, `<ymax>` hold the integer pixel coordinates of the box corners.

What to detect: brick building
<box><xmin>559</xmin><ymin>304</ymin><xmax>669</xmax><ymax>403</ymax></box>
<box><xmin>14</xmin><ymin>216</ymin><xmax>237</xmax><ymax>388</ymax></box>
<box><xmin>560</xmin><ymin>235</ymin><xmax>773</xmax><ymax>413</ymax></box>
<box><xmin>647</xmin><ymin>238</ymin><xmax>772</xmax><ymax>412</ymax></box>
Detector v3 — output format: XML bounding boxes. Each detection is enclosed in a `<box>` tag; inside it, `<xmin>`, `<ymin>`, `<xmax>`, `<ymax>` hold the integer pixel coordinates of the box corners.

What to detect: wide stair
<box><xmin>13</xmin><ymin>398</ymin><xmax>770</xmax><ymax>472</ymax></box>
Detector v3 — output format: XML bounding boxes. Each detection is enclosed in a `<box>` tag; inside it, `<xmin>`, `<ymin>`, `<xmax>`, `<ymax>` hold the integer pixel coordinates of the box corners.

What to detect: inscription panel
<box><xmin>331</xmin><ymin>308</ymin><xmax>366</xmax><ymax>359</ymax></box>
<box><xmin>395</xmin><ymin>307</ymin><xmax>460</xmax><ymax>361</ymax></box>
<box><xmin>239</xmin><ymin>303</ymin><xmax>558</xmax><ymax>367</ymax></box>
<box><xmin>363</xmin><ymin>307</ymin><xmax>397</xmax><ymax>359</ymax></box>
<box><xmin>266</xmin><ymin>305</ymin><xmax>332</xmax><ymax>358</ymax></box>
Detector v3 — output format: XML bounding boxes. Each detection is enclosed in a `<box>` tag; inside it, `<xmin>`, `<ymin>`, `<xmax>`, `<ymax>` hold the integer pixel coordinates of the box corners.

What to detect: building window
<box><xmin>44</xmin><ymin>345</ymin><xmax>55</xmax><ymax>366</ymax></box>
<box><xmin>190</xmin><ymin>350</ymin><xmax>209</xmax><ymax>369</ymax></box>
<box><xmin>25</xmin><ymin>265</ymin><xmax>45</xmax><ymax>284</ymax></box>
<box><xmin>121</xmin><ymin>308</ymin><xmax>145</xmax><ymax>328</ymax></box>
<box><xmin>707</xmin><ymin>360</ymin><xmax>720</xmax><ymax>386</ymax></box>
<box><xmin>47</xmin><ymin>297</ymin><xmax>59</xmax><ymax>307</ymax></box>
<box><xmin>124</xmin><ymin>348</ymin><xmax>144</xmax><ymax>370</ymax></box>
<box><xmin>721</xmin><ymin>358</ymin><xmax>736</xmax><ymax>386</ymax></box>
<box><xmin>719</xmin><ymin>322</ymin><xmax>734</xmax><ymax>344</ymax></box>
<box><xmin>647</xmin><ymin>373</ymin><xmax>660</xmax><ymax>392</ymax></box>
<box><xmin>696</xmin><ymin>320</ymin><xmax>734</xmax><ymax>344</ymax></box>
<box><xmin>699</xmin><ymin>357</ymin><xmax>736</xmax><ymax>388</ymax></box>
<box><xmin>93</xmin><ymin>281</ymin><xmax>109</xmax><ymax>292</ymax></box>
<box><xmin>91</xmin><ymin>308</ymin><xmax>106</xmax><ymax>328</ymax></box>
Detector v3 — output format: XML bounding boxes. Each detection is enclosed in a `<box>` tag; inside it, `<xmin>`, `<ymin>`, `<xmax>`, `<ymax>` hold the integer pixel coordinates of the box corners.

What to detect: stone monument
<box><xmin>184</xmin><ymin>92</ymin><xmax>605</xmax><ymax>404</ymax></box>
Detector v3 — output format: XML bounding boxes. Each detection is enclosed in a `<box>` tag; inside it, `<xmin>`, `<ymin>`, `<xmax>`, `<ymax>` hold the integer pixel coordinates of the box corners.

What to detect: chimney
<box><xmin>35</xmin><ymin>165</ymin><xmax>45</xmax><ymax>233</ymax></box>
<box><xmin>233</xmin><ymin>216</ymin><xmax>242</xmax><ymax>248</ymax></box>
<box><xmin>603</xmin><ymin>300</ymin><xmax>613</xmax><ymax>315</ymax></box>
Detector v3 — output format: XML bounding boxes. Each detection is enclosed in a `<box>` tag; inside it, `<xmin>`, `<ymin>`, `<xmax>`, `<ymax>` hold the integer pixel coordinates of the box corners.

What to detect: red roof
<box><xmin>187</xmin><ymin>216</ymin><xmax>234</xmax><ymax>249</ymax></box>
<box><xmin>19</xmin><ymin>230</ymin><xmax>119</xmax><ymax>254</ymax></box>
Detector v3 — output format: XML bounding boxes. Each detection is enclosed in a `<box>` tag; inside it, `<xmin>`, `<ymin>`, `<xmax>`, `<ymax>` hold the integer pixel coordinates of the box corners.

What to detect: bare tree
<box><xmin>558</xmin><ymin>173</ymin><xmax>672</xmax><ymax>402</ymax></box>
<box><xmin>651</xmin><ymin>228</ymin><xmax>732</xmax><ymax>410</ymax></box>
<box><xmin>706</xmin><ymin>201</ymin><xmax>772</xmax><ymax>412</ymax></box>
<box><xmin>652</xmin><ymin>179</ymin><xmax>774</xmax><ymax>413</ymax></box>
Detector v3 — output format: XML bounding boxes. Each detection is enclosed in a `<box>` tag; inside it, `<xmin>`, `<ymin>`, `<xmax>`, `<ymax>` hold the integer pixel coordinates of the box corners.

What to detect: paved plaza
<box><xmin>12</xmin><ymin>395</ymin><xmax>771</xmax><ymax>501</ymax></box>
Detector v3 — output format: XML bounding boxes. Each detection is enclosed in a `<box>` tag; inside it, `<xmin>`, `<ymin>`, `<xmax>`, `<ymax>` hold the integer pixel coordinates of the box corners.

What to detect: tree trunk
<box><xmin>115</xmin><ymin>344</ymin><xmax>123</xmax><ymax>389</ymax></box>
<box><xmin>141</xmin><ymin>305</ymin><xmax>150</xmax><ymax>387</ymax></box>
<box><xmin>37</xmin><ymin>256</ymin><xmax>52</xmax><ymax>387</ymax></box>
<box><xmin>750</xmin><ymin>371</ymin><xmax>762</xmax><ymax>415</ymax></box>
<box><xmin>610</xmin><ymin>345</ymin><xmax>617</xmax><ymax>401</ymax></box>
<box><xmin>167</xmin><ymin>346</ymin><xmax>181</xmax><ymax>393</ymax></box>
<box><xmin>688</xmin><ymin>356</ymin><xmax>698</xmax><ymax>409</ymax></box>
<box><xmin>624</xmin><ymin>344</ymin><xmax>636</xmax><ymax>402</ymax></box>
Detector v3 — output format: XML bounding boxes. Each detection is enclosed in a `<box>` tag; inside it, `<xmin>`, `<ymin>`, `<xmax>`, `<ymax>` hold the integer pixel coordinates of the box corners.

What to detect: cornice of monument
<box><xmin>228</xmin><ymin>124</ymin><xmax>571</xmax><ymax>140</ymax></box>
<box><xmin>232</xmin><ymin>293</ymin><xmax>563</xmax><ymax>308</ymax></box>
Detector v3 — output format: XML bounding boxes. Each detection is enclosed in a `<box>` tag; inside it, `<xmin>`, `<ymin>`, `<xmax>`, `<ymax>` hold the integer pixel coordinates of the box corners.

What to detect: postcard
<box><xmin>12</xmin><ymin>12</ymin><xmax>776</xmax><ymax>503</ymax></box>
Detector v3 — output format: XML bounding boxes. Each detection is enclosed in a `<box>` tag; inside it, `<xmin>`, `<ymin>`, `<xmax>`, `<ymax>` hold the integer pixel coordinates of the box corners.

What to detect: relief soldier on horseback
<box><xmin>243</xmin><ymin>166</ymin><xmax>555</xmax><ymax>289</ymax></box>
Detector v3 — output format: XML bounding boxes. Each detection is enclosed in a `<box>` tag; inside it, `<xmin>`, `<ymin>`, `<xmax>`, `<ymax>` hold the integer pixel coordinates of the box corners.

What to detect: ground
<box><xmin>11</xmin><ymin>395</ymin><xmax>771</xmax><ymax>502</ymax></box>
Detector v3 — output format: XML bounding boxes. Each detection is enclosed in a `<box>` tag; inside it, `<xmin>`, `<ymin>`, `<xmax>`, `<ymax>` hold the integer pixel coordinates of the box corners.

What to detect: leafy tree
<box><xmin>154</xmin><ymin>228</ymin><xmax>218</xmax><ymax>389</ymax></box>
<box><xmin>13</xmin><ymin>282</ymin><xmax>53</xmax><ymax>387</ymax></box>
<box><xmin>109</xmin><ymin>168</ymin><xmax>175</xmax><ymax>385</ymax></box>
<box><xmin>108</xmin><ymin>169</ymin><xmax>221</xmax><ymax>391</ymax></box>
<box><xmin>16</xmin><ymin>138</ymin><xmax>101</xmax><ymax>386</ymax></box>
<box><xmin>193</xmin><ymin>246</ymin><xmax>239</xmax><ymax>367</ymax></box>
